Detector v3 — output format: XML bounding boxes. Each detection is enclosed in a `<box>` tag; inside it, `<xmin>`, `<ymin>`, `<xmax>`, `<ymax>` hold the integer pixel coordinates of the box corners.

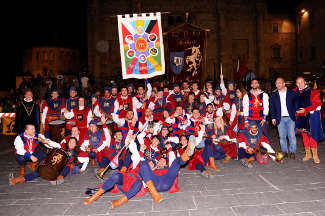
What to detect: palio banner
<box><xmin>168</xmin><ymin>30</ymin><xmax>205</xmax><ymax>88</ymax></box>
<box><xmin>117</xmin><ymin>12</ymin><xmax>165</xmax><ymax>79</ymax></box>
<box><xmin>3</xmin><ymin>117</ymin><xmax>16</xmax><ymax>135</ymax></box>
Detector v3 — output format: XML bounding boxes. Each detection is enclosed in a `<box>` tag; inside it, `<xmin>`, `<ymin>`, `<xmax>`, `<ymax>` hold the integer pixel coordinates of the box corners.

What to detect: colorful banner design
<box><xmin>3</xmin><ymin>117</ymin><xmax>15</xmax><ymax>135</ymax></box>
<box><xmin>168</xmin><ymin>30</ymin><xmax>205</xmax><ymax>89</ymax></box>
<box><xmin>118</xmin><ymin>12</ymin><xmax>165</xmax><ymax>79</ymax></box>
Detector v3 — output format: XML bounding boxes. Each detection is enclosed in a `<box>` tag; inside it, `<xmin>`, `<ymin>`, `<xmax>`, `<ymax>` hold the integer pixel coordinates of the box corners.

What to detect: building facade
<box><xmin>295</xmin><ymin>0</ymin><xmax>325</xmax><ymax>80</ymax></box>
<box><xmin>22</xmin><ymin>46</ymin><xmax>80</xmax><ymax>78</ymax></box>
<box><xmin>87</xmin><ymin>0</ymin><xmax>296</xmax><ymax>87</ymax></box>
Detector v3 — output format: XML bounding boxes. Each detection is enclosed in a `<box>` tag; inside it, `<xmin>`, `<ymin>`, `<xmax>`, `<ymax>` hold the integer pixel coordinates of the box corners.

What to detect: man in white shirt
<box><xmin>81</xmin><ymin>75</ymin><xmax>89</xmax><ymax>92</ymax></box>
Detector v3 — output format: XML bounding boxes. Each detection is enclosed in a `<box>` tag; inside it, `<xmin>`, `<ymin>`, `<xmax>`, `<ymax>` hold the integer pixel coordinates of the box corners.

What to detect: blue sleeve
<box><xmin>24</xmin><ymin>152</ymin><xmax>32</xmax><ymax>159</ymax></box>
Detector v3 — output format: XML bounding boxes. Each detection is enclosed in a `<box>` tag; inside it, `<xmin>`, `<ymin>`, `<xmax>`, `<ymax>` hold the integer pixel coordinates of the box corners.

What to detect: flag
<box><xmin>233</xmin><ymin>55</ymin><xmax>246</xmax><ymax>80</ymax></box>
<box><xmin>117</xmin><ymin>12</ymin><xmax>165</xmax><ymax>79</ymax></box>
<box><xmin>314</xmin><ymin>81</ymin><xmax>317</xmax><ymax>90</ymax></box>
<box><xmin>168</xmin><ymin>30</ymin><xmax>205</xmax><ymax>89</ymax></box>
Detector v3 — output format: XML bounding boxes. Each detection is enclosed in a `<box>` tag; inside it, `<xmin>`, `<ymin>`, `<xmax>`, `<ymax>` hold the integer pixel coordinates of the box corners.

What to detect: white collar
<box><xmin>299</xmin><ymin>85</ymin><xmax>308</xmax><ymax>91</ymax></box>
<box><xmin>79</xmin><ymin>106</ymin><xmax>84</xmax><ymax>110</ymax></box>
<box><xmin>24</xmin><ymin>98</ymin><xmax>33</xmax><ymax>102</ymax></box>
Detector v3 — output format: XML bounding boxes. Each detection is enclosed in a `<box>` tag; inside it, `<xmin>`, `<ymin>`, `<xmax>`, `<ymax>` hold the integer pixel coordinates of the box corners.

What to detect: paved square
<box><xmin>1</xmin><ymin>125</ymin><xmax>325</xmax><ymax>216</ymax></box>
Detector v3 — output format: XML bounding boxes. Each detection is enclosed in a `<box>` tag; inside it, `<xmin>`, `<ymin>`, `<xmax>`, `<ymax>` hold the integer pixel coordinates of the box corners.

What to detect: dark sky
<box><xmin>0</xmin><ymin>0</ymin><xmax>304</xmax><ymax>91</ymax></box>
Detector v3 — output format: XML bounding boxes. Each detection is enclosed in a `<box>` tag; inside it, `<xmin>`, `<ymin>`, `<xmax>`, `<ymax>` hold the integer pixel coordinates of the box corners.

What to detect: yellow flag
<box><xmin>314</xmin><ymin>81</ymin><xmax>317</xmax><ymax>90</ymax></box>
<box><xmin>161</xmin><ymin>81</ymin><xmax>163</xmax><ymax>87</ymax></box>
<box><xmin>203</xmin><ymin>84</ymin><xmax>206</xmax><ymax>92</ymax></box>
<box><xmin>3</xmin><ymin>117</ymin><xmax>16</xmax><ymax>135</ymax></box>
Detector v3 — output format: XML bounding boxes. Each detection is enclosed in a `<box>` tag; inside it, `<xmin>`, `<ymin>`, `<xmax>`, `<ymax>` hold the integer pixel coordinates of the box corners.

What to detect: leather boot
<box><xmin>9</xmin><ymin>173</ymin><xmax>25</xmax><ymax>186</ymax></box>
<box><xmin>111</xmin><ymin>195</ymin><xmax>128</xmax><ymax>210</ymax></box>
<box><xmin>223</xmin><ymin>154</ymin><xmax>232</xmax><ymax>163</ymax></box>
<box><xmin>303</xmin><ymin>147</ymin><xmax>312</xmax><ymax>161</ymax></box>
<box><xmin>120</xmin><ymin>167</ymin><xmax>128</xmax><ymax>173</ymax></box>
<box><xmin>311</xmin><ymin>148</ymin><xmax>320</xmax><ymax>163</ymax></box>
<box><xmin>145</xmin><ymin>180</ymin><xmax>163</xmax><ymax>203</ymax></box>
<box><xmin>18</xmin><ymin>165</ymin><xmax>25</xmax><ymax>177</ymax></box>
<box><xmin>91</xmin><ymin>159</ymin><xmax>96</xmax><ymax>167</ymax></box>
<box><xmin>28</xmin><ymin>162</ymin><xmax>39</xmax><ymax>172</ymax></box>
<box><xmin>84</xmin><ymin>188</ymin><xmax>106</xmax><ymax>205</ymax></box>
<box><xmin>209</xmin><ymin>157</ymin><xmax>220</xmax><ymax>171</ymax></box>
<box><xmin>181</xmin><ymin>142</ymin><xmax>191</xmax><ymax>162</ymax></box>
<box><xmin>246</xmin><ymin>156</ymin><xmax>255</xmax><ymax>163</ymax></box>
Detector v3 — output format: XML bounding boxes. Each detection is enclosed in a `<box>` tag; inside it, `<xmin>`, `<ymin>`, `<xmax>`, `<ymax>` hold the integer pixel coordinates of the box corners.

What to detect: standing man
<box><xmin>15</xmin><ymin>89</ymin><xmax>40</xmax><ymax>134</ymax></box>
<box><xmin>270</xmin><ymin>78</ymin><xmax>297</xmax><ymax>160</ymax></box>
<box><xmin>64</xmin><ymin>87</ymin><xmax>78</xmax><ymax>136</ymax></box>
<box><xmin>243</xmin><ymin>79</ymin><xmax>270</xmax><ymax>140</ymax></box>
<box><xmin>294</xmin><ymin>77</ymin><xmax>323</xmax><ymax>163</ymax></box>
<box><xmin>245</xmin><ymin>70</ymin><xmax>255</xmax><ymax>89</ymax></box>
<box><xmin>81</xmin><ymin>74</ymin><xmax>89</xmax><ymax>92</ymax></box>
<box><xmin>97</xmin><ymin>87</ymin><xmax>116</xmax><ymax>119</ymax></box>
<box><xmin>41</xmin><ymin>89</ymin><xmax>65</xmax><ymax>138</ymax></box>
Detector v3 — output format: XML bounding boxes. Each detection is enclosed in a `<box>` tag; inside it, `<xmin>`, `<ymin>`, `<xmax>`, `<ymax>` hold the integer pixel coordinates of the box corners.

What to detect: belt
<box><xmin>281</xmin><ymin>116</ymin><xmax>289</xmax><ymax>117</ymax></box>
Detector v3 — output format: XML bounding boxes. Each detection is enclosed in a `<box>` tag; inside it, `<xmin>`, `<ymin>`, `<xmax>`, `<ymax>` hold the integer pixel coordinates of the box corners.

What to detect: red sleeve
<box><xmin>258</xmin><ymin>135</ymin><xmax>270</xmax><ymax>147</ymax></box>
<box><xmin>41</xmin><ymin>100</ymin><xmax>47</xmax><ymax>111</ymax></box>
<box><xmin>226</xmin><ymin>127</ymin><xmax>237</xmax><ymax>139</ymax></box>
<box><xmin>304</xmin><ymin>89</ymin><xmax>323</xmax><ymax>113</ymax></box>
<box><xmin>237</xmin><ymin>133</ymin><xmax>248</xmax><ymax>147</ymax></box>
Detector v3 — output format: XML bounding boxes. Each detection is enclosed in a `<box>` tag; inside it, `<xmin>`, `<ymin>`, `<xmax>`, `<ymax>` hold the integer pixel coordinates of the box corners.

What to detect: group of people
<box><xmin>9</xmin><ymin>74</ymin><xmax>323</xmax><ymax>210</ymax></box>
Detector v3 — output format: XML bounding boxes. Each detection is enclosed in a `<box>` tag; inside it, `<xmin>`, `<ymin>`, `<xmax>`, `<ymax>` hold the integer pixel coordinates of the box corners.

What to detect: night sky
<box><xmin>0</xmin><ymin>0</ymin><xmax>304</xmax><ymax>91</ymax></box>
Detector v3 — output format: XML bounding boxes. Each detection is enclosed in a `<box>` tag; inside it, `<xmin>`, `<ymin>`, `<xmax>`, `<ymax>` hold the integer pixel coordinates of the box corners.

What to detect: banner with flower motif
<box><xmin>117</xmin><ymin>12</ymin><xmax>165</xmax><ymax>79</ymax></box>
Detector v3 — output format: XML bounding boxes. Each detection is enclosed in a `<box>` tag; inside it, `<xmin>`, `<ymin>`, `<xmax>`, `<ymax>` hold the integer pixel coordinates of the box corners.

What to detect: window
<box><xmin>309</xmin><ymin>10</ymin><xmax>315</xmax><ymax>28</ymax></box>
<box><xmin>273</xmin><ymin>23</ymin><xmax>278</xmax><ymax>32</ymax></box>
<box><xmin>297</xmin><ymin>21</ymin><xmax>302</xmax><ymax>34</ymax></box>
<box><xmin>168</xmin><ymin>16</ymin><xmax>174</xmax><ymax>26</ymax></box>
<box><xmin>310</xmin><ymin>45</ymin><xmax>316</xmax><ymax>60</ymax></box>
<box><xmin>299</xmin><ymin>50</ymin><xmax>303</xmax><ymax>58</ymax></box>
<box><xmin>176</xmin><ymin>16</ymin><xmax>182</xmax><ymax>24</ymax></box>
<box><xmin>273</xmin><ymin>48</ymin><xmax>280</xmax><ymax>58</ymax></box>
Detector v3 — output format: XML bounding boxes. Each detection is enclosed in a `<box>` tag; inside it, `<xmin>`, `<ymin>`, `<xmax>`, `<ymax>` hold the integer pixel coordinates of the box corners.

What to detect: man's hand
<box><xmin>229</xmin><ymin>121</ymin><xmax>233</xmax><ymax>125</ymax></box>
<box><xmin>245</xmin><ymin>122</ymin><xmax>249</xmax><ymax>128</ymax></box>
<box><xmin>119</xmin><ymin>105</ymin><xmax>124</xmax><ymax>110</ymax></box>
<box><xmin>260</xmin><ymin>120</ymin><xmax>265</xmax><ymax>127</ymax></box>
<box><xmin>201</xmin><ymin>118</ymin><xmax>205</xmax><ymax>124</ymax></box>
<box><xmin>220</xmin><ymin>74</ymin><xmax>224</xmax><ymax>82</ymax></box>
<box><xmin>165</xmin><ymin>144</ymin><xmax>171</xmax><ymax>149</ymax></box>
<box><xmin>218</xmin><ymin>135</ymin><xmax>226</xmax><ymax>140</ymax></box>
<box><xmin>64</xmin><ymin>108</ymin><xmax>68</xmax><ymax>114</ymax></box>
<box><xmin>182</xmin><ymin>119</ymin><xmax>188</xmax><ymax>125</ymax></box>
<box><xmin>174</xmin><ymin>112</ymin><xmax>179</xmax><ymax>118</ymax></box>
<box><xmin>93</xmin><ymin>149</ymin><xmax>99</xmax><ymax>153</ymax></box>
<box><xmin>31</xmin><ymin>155</ymin><xmax>38</xmax><ymax>162</ymax></box>
<box><xmin>144</xmin><ymin>95</ymin><xmax>148</xmax><ymax>101</ymax></box>
<box><xmin>140</xmin><ymin>144</ymin><xmax>146</xmax><ymax>151</ymax></box>
<box><xmin>164</xmin><ymin>139</ymin><xmax>169</xmax><ymax>144</ymax></box>
<box><xmin>247</xmin><ymin>147</ymin><xmax>254</xmax><ymax>154</ymax></box>
<box><xmin>100</xmin><ymin>115</ymin><xmax>107</xmax><ymax>124</ymax></box>
<box><xmin>148</xmin><ymin>128</ymin><xmax>154</xmax><ymax>134</ymax></box>
<box><xmin>296</xmin><ymin>108</ymin><xmax>305</xmax><ymax>114</ymax></box>
<box><xmin>42</xmin><ymin>124</ymin><xmax>45</xmax><ymax>131</ymax></box>
<box><xmin>214</xmin><ymin>98</ymin><xmax>219</xmax><ymax>105</ymax></box>
<box><xmin>158</xmin><ymin>120</ymin><xmax>163</xmax><ymax>125</ymax></box>
<box><xmin>272</xmin><ymin>120</ymin><xmax>276</xmax><ymax>126</ymax></box>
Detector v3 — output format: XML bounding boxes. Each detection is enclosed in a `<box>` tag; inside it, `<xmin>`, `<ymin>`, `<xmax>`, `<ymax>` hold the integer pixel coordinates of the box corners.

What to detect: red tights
<box><xmin>302</xmin><ymin>133</ymin><xmax>317</xmax><ymax>148</ymax></box>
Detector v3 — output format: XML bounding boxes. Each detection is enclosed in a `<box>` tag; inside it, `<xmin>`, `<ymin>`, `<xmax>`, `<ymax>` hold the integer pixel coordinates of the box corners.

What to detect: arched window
<box><xmin>43</xmin><ymin>51</ymin><xmax>48</xmax><ymax>62</ymax></box>
<box><xmin>49</xmin><ymin>50</ymin><xmax>54</xmax><ymax>62</ymax></box>
<box><xmin>60</xmin><ymin>51</ymin><xmax>65</xmax><ymax>61</ymax></box>
<box><xmin>37</xmin><ymin>51</ymin><xmax>41</xmax><ymax>61</ymax></box>
<box><xmin>66</xmin><ymin>52</ymin><xmax>70</xmax><ymax>62</ymax></box>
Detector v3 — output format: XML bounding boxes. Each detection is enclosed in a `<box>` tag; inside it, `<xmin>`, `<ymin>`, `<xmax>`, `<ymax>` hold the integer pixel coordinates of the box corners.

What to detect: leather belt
<box><xmin>281</xmin><ymin>116</ymin><xmax>289</xmax><ymax>117</ymax></box>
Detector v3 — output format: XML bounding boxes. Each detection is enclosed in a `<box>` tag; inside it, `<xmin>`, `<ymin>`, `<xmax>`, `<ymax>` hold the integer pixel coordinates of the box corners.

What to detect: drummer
<box><xmin>10</xmin><ymin>137</ymin><xmax>85</xmax><ymax>186</ymax></box>
<box><xmin>41</xmin><ymin>89</ymin><xmax>66</xmax><ymax>138</ymax></box>
<box><xmin>13</xmin><ymin>124</ymin><xmax>51</xmax><ymax>177</ymax></box>
<box><xmin>64</xmin><ymin>97</ymin><xmax>93</xmax><ymax>135</ymax></box>
<box><xmin>81</xmin><ymin>117</ymin><xmax>110</xmax><ymax>173</ymax></box>
<box><xmin>64</xmin><ymin>87</ymin><xmax>79</xmax><ymax>136</ymax></box>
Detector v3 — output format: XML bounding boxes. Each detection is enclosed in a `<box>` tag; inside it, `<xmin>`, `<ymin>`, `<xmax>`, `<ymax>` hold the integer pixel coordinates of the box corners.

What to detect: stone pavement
<box><xmin>1</xmin><ymin>126</ymin><xmax>325</xmax><ymax>216</ymax></box>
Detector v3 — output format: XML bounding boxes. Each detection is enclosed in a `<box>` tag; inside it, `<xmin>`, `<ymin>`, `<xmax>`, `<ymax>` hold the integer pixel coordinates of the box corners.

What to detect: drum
<box><xmin>97</xmin><ymin>120</ymin><xmax>114</xmax><ymax>135</ymax></box>
<box><xmin>37</xmin><ymin>148</ymin><xmax>69</xmax><ymax>181</ymax></box>
<box><xmin>49</xmin><ymin>120</ymin><xmax>66</xmax><ymax>143</ymax></box>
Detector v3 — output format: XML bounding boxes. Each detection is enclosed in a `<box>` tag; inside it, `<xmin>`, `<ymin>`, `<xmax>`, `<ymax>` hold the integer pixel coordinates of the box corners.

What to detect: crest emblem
<box><xmin>76</xmin><ymin>113</ymin><xmax>84</xmax><ymax>122</ymax></box>
<box><xmin>170</xmin><ymin>52</ymin><xmax>184</xmax><ymax>75</ymax></box>
<box><xmin>250</xmin><ymin>138</ymin><xmax>256</xmax><ymax>144</ymax></box>
<box><xmin>104</xmin><ymin>102</ymin><xmax>110</xmax><ymax>107</ymax></box>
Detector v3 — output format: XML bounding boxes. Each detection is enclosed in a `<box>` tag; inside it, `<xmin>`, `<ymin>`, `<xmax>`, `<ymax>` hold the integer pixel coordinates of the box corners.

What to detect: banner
<box><xmin>168</xmin><ymin>30</ymin><xmax>205</xmax><ymax>88</ymax></box>
<box><xmin>3</xmin><ymin>117</ymin><xmax>15</xmax><ymax>135</ymax></box>
<box><xmin>118</xmin><ymin>12</ymin><xmax>165</xmax><ymax>79</ymax></box>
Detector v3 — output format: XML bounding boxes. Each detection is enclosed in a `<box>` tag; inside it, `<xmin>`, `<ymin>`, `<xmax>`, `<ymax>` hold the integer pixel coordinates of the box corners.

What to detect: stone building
<box><xmin>87</xmin><ymin>0</ymin><xmax>296</xmax><ymax>87</ymax></box>
<box><xmin>295</xmin><ymin>0</ymin><xmax>325</xmax><ymax>80</ymax></box>
<box><xmin>22</xmin><ymin>46</ymin><xmax>80</xmax><ymax>78</ymax></box>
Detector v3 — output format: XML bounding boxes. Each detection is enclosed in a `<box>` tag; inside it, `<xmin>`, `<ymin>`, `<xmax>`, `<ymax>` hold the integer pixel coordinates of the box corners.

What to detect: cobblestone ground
<box><xmin>1</xmin><ymin>126</ymin><xmax>325</xmax><ymax>216</ymax></box>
